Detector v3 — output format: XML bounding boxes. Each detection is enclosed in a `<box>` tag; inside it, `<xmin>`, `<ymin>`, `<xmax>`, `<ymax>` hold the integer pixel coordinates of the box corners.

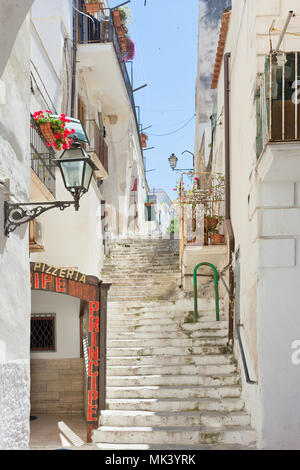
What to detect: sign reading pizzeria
<box><xmin>30</xmin><ymin>262</ymin><xmax>104</xmax><ymax>443</ymax></box>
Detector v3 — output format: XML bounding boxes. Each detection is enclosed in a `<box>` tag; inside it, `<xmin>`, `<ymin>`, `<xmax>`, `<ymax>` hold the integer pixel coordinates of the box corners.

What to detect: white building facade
<box><xmin>0</xmin><ymin>0</ymin><xmax>34</xmax><ymax>450</ymax></box>
<box><xmin>199</xmin><ymin>0</ymin><xmax>300</xmax><ymax>450</ymax></box>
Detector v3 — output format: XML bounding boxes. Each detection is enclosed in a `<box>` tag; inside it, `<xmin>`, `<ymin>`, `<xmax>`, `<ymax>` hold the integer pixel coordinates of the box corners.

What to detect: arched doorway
<box><xmin>30</xmin><ymin>262</ymin><xmax>109</xmax><ymax>443</ymax></box>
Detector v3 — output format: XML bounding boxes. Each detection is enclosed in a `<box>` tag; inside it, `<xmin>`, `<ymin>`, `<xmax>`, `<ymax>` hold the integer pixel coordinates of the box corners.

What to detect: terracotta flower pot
<box><xmin>119</xmin><ymin>36</ymin><xmax>127</xmax><ymax>52</ymax></box>
<box><xmin>85</xmin><ymin>2</ymin><xmax>101</xmax><ymax>14</ymax></box>
<box><xmin>205</xmin><ymin>216</ymin><xmax>218</xmax><ymax>230</ymax></box>
<box><xmin>39</xmin><ymin>122</ymin><xmax>56</xmax><ymax>143</ymax></box>
<box><xmin>141</xmin><ymin>133</ymin><xmax>148</xmax><ymax>148</ymax></box>
<box><xmin>211</xmin><ymin>233</ymin><xmax>225</xmax><ymax>245</ymax></box>
<box><xmin>112</xmin><ymin>10</ymin><xmax>122</xmax><ymax>27</ymax></box>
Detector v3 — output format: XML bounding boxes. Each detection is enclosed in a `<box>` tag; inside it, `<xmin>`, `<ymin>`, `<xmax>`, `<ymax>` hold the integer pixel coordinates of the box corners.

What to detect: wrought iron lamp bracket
<box><xmin>4</xmin><ymin>199</ymin><xmax>78</xmax><ymax>237</ymax></box>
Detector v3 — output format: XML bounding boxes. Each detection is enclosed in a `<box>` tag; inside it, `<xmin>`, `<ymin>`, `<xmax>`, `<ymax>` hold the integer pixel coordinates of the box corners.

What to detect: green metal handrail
<box><xmin>193</xmin><ymin>263</ymin><xmax>219</xmax><ymax>322</ymax></box>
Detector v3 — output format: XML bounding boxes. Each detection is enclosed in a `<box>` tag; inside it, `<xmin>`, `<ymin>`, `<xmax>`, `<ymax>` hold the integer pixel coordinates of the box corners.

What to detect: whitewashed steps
<box><xmin>105</xmin><ymin>397</ymin><xmax>246</xmax><ymax>413</ymax></box>
<box><xmin>94</xmin><ymin>426</ymin><xmax>256</xmax><ymax>447</ymax></box>
<box><xmin>94</xmin><ymin>238</ymin><xmax>255</xmax><ymax>449</ymax></box>
<box><xmin>99</xmin><ymin>410</ymin><xmax>250</xmax><ymax>428</ymax></box>
<box><xmin>106</xmin><ymin>385</ymin><xmax>241</xmax><ymax>400</ymax></box>
<box><xmin>106</xmin><ymin>374</ymin><xmax>240</xmax><ymax>387</ymax></box>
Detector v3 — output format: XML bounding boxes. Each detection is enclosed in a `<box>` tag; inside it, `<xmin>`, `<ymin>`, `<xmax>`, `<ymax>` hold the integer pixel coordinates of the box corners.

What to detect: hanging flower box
<box><xmin>112</xmin><ymin>10</ymin><xmax>122</xmax><ymax>27</ymax></box>
<box><xmin>85</xmin><ymin>1</ymin><xmax>101</xmax><ymax>14</ymax></box>
<box><xmin>39</xmin><ymin>122</ymin><xmax>56</xmax><ymax>144</ymax></box>
<box><xmin>33</xmin><ymin>110</ymin><xmax>75</xmax><ymax>151</ymax></box>
<box><xmin>119</xmin><ymin>36</ymin><xmax>127</xmax><ymax>52</ymax></box>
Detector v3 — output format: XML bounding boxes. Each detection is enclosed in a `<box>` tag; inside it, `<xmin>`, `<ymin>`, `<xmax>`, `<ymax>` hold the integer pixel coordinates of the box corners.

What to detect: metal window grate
<box><xmin>30</xmin><ymin>314</ymin><xmax>56</xmax><ymax>351</ymax></box>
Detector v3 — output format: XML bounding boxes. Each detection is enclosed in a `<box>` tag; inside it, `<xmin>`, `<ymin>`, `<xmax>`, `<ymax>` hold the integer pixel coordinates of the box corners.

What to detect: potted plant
<box><xmin>209</xmin><ymin>215</ymin><xmax>225</xmax><ymax>245</ymax></box>
<box><xmin>112</xmin><ymin>9</ymin><xmax>122</xmax><ymax>27</ymax></box>
<box><xmin>122</xmin><ymin>36</ymin><xmax>135</xmax><ymax>61</ymax></box>
<box><xmin>85</xmin><ymin>0</ymin><xmax>102</xmax><ymax>14</ymax></box>
<box><xmin>210</xmin><ymin>232</ymin><xmax>225</xmax><ymax>245</ymax></box>
<box><xmin>32</xmin><ymin>111</ymin><xmax>75</xmax><ymax>151</ymax></box>
<box><xmin>140</xmin><ymin>132</ymin><xmax>148</xmax><ymax>148</ymax></box>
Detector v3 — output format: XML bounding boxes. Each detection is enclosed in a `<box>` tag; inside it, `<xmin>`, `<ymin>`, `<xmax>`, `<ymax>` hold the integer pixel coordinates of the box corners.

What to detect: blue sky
<box><xmin>113</xmin><ymin>0</ymin><xmax>200</xmax><ymax>200</ymax></box>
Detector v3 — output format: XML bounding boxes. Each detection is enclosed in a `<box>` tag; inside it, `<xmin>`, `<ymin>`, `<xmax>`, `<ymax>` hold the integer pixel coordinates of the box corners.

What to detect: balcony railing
<box><xmin>87</xmin><ymin>119</ymin><xmax>108</xmax><ymax>174</ymax></box>
<box><xmin>30</xmin><ymin>115</ymin><xmax>56</xmax><ymax>197</ymax></box>
<box><xmin>257</xmin><ymin>51</ymin><xmax>300</xmax><ymax>157</ymax></box>
<box><xmin>77</xmin><ymin>7</ymin><xmax>140</xmax><ymax>146</ymax></box>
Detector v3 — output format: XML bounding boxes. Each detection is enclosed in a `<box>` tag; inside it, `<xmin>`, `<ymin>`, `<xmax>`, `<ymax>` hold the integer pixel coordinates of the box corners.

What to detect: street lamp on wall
<box><xmin>168</xmin><ymin>153</ymin><xmax>179</xmax><ymax>171</ymax></box>
<box><xmin>168</xmin><ymin>151</ymin><xmax>194</xmax><ymax>172</ymax></box>
<box><xmin>4</xmin><ymin>141</ymin><xmax>98</xmax><ymax>236</ymax></box>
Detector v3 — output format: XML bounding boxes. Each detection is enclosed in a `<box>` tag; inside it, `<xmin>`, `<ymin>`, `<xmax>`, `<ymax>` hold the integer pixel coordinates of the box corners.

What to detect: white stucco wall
<box><xmin>31</xmin><ymin>291</ymin><xmax>81</xmax><ymax>359</ymax></box>
<box><xmin>0</xmin><ymin>15</ymin><xmax>31</xmax><ymax>450</ymax></box>
<box><xmin>208</xmin><ymin>0</ymin><xmax>300</xmax><ymax>449</ymax></box>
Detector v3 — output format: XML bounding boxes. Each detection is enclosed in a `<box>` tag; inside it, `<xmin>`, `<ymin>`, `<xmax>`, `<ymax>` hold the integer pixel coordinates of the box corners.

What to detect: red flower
<box><xmin>63</xmin><ymin>142</ymin><xmax>69</xmax><ymax>150</ymax></box>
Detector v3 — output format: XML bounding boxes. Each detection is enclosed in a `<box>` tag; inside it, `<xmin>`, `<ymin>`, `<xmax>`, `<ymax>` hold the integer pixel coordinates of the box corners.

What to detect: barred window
<box><xmin>30</xmin><ymin>314</ymin><xmax>56</xmax><ymax>352</ymax></box>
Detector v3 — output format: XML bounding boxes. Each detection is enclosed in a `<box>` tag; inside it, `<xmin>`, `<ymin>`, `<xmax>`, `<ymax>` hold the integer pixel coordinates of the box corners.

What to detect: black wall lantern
<box><xmin>4</xmin><ymin>139</ymin><xmax>98</xmax><ymax>236</ymax></box>
<box><xmin>168</xmin><ymin>151</ymin><xmax>194</xmax><ymax>172</ymax></box>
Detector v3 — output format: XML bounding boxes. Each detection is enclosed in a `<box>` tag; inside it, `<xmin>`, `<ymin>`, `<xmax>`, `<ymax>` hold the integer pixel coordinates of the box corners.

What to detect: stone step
<box><xmin>106</xmin><ymin>373</ymin><xmax>239</xmax><ymax>387</ymax></box>
<box><xmin>107</xmin><ymin>329</ymin><xmax>227</xmax><ymax>340</ymax></box>
<box><xmin>108</xmin><ymin>331</ymin><xmax>188</xmax><ymax>340</ymax></box>
<box><xmin>106</xmin><ymin>385</ymin><xmax>241</xmax><ymax>400</ymax></box>
<box><xmin>107</xmin><ymin>363</ymin><xmax>237</xmax><ymax>376</ymax></box>
<box><xmin>107</xmin><ymin>344</ymin><xmax>231</xmax><ymax>357</ymax></box>
<box><xmin>99</xmin><ymin>410</ymin><xmax>250</xmax><ymax>428</ymax></box>
<box><xmin>107</xmin><ymin>337</ymin><xmax>228</xmax><ymax>349</ymax></box>
<box><xmin>105</xmin><ymin>397</ymin><xmax>245</xmax><ymax>413</ymax></box>
<box><xmin>107</xmin><ymin>320</ymin><xmax>228</xmax><ymax>331</ymax></box>
<box><xmin>107</xmin><ymin>354</ymin><xmax>233</xmax><ymax>367</ymax></box>
<box><xmin>93</xmin><ymin>425</ymin><xmax>256</xmax><ymax>447</ymax></box>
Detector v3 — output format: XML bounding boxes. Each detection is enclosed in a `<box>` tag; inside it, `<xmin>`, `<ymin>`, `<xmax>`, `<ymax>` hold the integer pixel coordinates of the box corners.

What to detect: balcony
<box><xmin>30</xmin><ymin>114</ymin><xmax>56</xmax><ymax>197</ymax></box>
<box><xmin>77</xmin><ymin>8</ymin><xmax>138</xmax><ymax>126</ymax></box>
<box><xmin>257</xmin><ymin>52</ymin><xmax>300</xmax><ymax>155</ymax></box>
<box><xmin>256</xmin><ymin>52</ymin><xmax>300</xmax><ymax>182</ymax></box>
<box><xmin>86</xmin><ymin>119</ymin><xmax>108</xmax><ymax>179</ymax></box>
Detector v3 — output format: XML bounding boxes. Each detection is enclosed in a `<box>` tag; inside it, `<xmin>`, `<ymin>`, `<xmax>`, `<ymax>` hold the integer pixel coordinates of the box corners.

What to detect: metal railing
<box><xmin>257</xmin><ymin>51</ymin><xmax>300</xmax><ymax>157</ymax></box>
<box><xmin>77</xmin><ymin>7</ymin><xmax>141</xmax><ymax>150</ymax></box>
<box><xmin>87</xmin><ymin>119</ymin><xmax>108</xmax><ymax>174</ymax></box>
<box><xmin>30</xmin><ymin>115</ymin><xmax>56</xmax><ymax>197</ymax></box>
<box><xmin>193</xmin><ymin>263</ymin><xmax>220</xmax><ymax>322</ymax></box>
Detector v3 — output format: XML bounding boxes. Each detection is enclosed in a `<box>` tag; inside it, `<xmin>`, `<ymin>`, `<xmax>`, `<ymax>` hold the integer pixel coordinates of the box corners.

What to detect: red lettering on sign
<box><xmin>90</xmin><ymin>375</ymin><xmax>97</xmax><ymax>391</ymax></box>
<box><xmin>42</xmin><ymin>274</ymin><xmax>52</xmax><ymax>289</ymax></box>
<box><xmin>87</xmin><ymin>404</ymin><xmax>98</xmax><ymax>421</ymax></box>
<box><xmin>89</xmin><ymin>347</ymin><xmax>99</xmax><ymax>361</ymax></box>
<box><xmin>88</xmin><ymin>390</ymin><xmax>98</xmax><ymax>405</ymax></box>
<box><xmin>89</xmin><ymin>301</ymin><xmax>99</xmax><ymax>315</ymax></box>
<box><xmin>89</xmin><ymin>316</ymin><xmax>99</xmax><ymax>333</ymax></box>
<box><xmin>88</xmin><ymin>360</ymin><xmax>99</xmax><ymax>377</ymax></box>
<box><xmin>56</xmin><ymin>277</ymin><xmax>66</xmax><ymax>293</ymax></box>
<box><xmin>34</xmin><ymin>273</ymin><xmax>39</xmax><ymax>289</ymax></box>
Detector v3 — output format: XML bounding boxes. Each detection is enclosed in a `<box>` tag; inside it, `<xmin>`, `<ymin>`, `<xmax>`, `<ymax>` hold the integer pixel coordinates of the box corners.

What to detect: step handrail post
<box><xmin>193</xmin><ymin>263</ymin><xmax>220</xmax><ymax>322</ymax></box>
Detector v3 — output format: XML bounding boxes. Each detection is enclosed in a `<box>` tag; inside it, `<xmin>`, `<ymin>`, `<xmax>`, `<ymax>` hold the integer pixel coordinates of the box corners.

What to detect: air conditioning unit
<box><xmin>29</xmin><ymin>219</ymin><xmax>45</xmax><ymax>252</ymax></box>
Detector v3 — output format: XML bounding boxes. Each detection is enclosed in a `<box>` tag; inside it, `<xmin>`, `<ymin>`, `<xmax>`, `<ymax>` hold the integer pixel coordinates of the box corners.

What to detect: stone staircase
<box><xmin>94</xmin><ymin>238</ymin><xmax>256</xmax><ymax>450</ymax></box>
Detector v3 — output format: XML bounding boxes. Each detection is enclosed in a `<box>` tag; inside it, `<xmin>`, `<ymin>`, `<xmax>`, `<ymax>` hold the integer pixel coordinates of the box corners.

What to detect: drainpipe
<box><xmin>224</xmin><ymin>52</ymin><xmax>235</xmax><ymax>345</ymax></box>
<box><xmin>71</xmin><ymin>0</ymin><xmax>78</xmax><ymax>117</ymax></box>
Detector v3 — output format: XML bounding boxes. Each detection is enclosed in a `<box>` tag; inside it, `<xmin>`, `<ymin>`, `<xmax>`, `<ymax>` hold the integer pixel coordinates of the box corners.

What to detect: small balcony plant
<box><xmin>123</xmin><ymin>37</ymin><xmax>135</xmax><ymax>61</ymax></box>
<box><xmin>32</xmin><ymin>111</ymin><xmax>75</xmax><ymax>151</ymax></box>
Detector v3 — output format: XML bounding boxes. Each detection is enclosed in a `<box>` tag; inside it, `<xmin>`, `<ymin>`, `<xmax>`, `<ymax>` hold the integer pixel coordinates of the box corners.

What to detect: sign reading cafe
<box><xmin>30</xmin><ymin>262</ymin><xmax>103</xmax><ymax>442</ymax></box>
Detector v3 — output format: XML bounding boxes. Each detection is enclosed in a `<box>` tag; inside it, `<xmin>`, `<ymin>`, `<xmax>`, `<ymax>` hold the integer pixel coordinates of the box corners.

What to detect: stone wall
<box><xmin>30</xmin><ymin>359</ymin><xmax>84</xmax><ymax>415</ymax></box>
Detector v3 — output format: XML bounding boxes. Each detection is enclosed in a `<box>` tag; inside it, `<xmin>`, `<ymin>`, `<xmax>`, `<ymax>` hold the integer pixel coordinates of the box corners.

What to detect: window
<box><xmin>30</xmin><ymin>314</ymin><xmax>56</xmax><ymax>352</ymax></box>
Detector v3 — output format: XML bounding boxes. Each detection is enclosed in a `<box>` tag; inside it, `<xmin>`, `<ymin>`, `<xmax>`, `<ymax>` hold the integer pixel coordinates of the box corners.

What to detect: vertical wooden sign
<box><xmin>87</xmin><ymin>300</ymin><xmax>100</xmax><ymax>442</ymax></box>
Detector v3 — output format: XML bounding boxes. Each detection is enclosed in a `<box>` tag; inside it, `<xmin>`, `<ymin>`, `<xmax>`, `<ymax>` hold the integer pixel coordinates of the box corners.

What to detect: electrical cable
<box><xmin>147</xmin><ymin>114</ymin><xmax>196</xmax><ymax>137</ymax></box>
